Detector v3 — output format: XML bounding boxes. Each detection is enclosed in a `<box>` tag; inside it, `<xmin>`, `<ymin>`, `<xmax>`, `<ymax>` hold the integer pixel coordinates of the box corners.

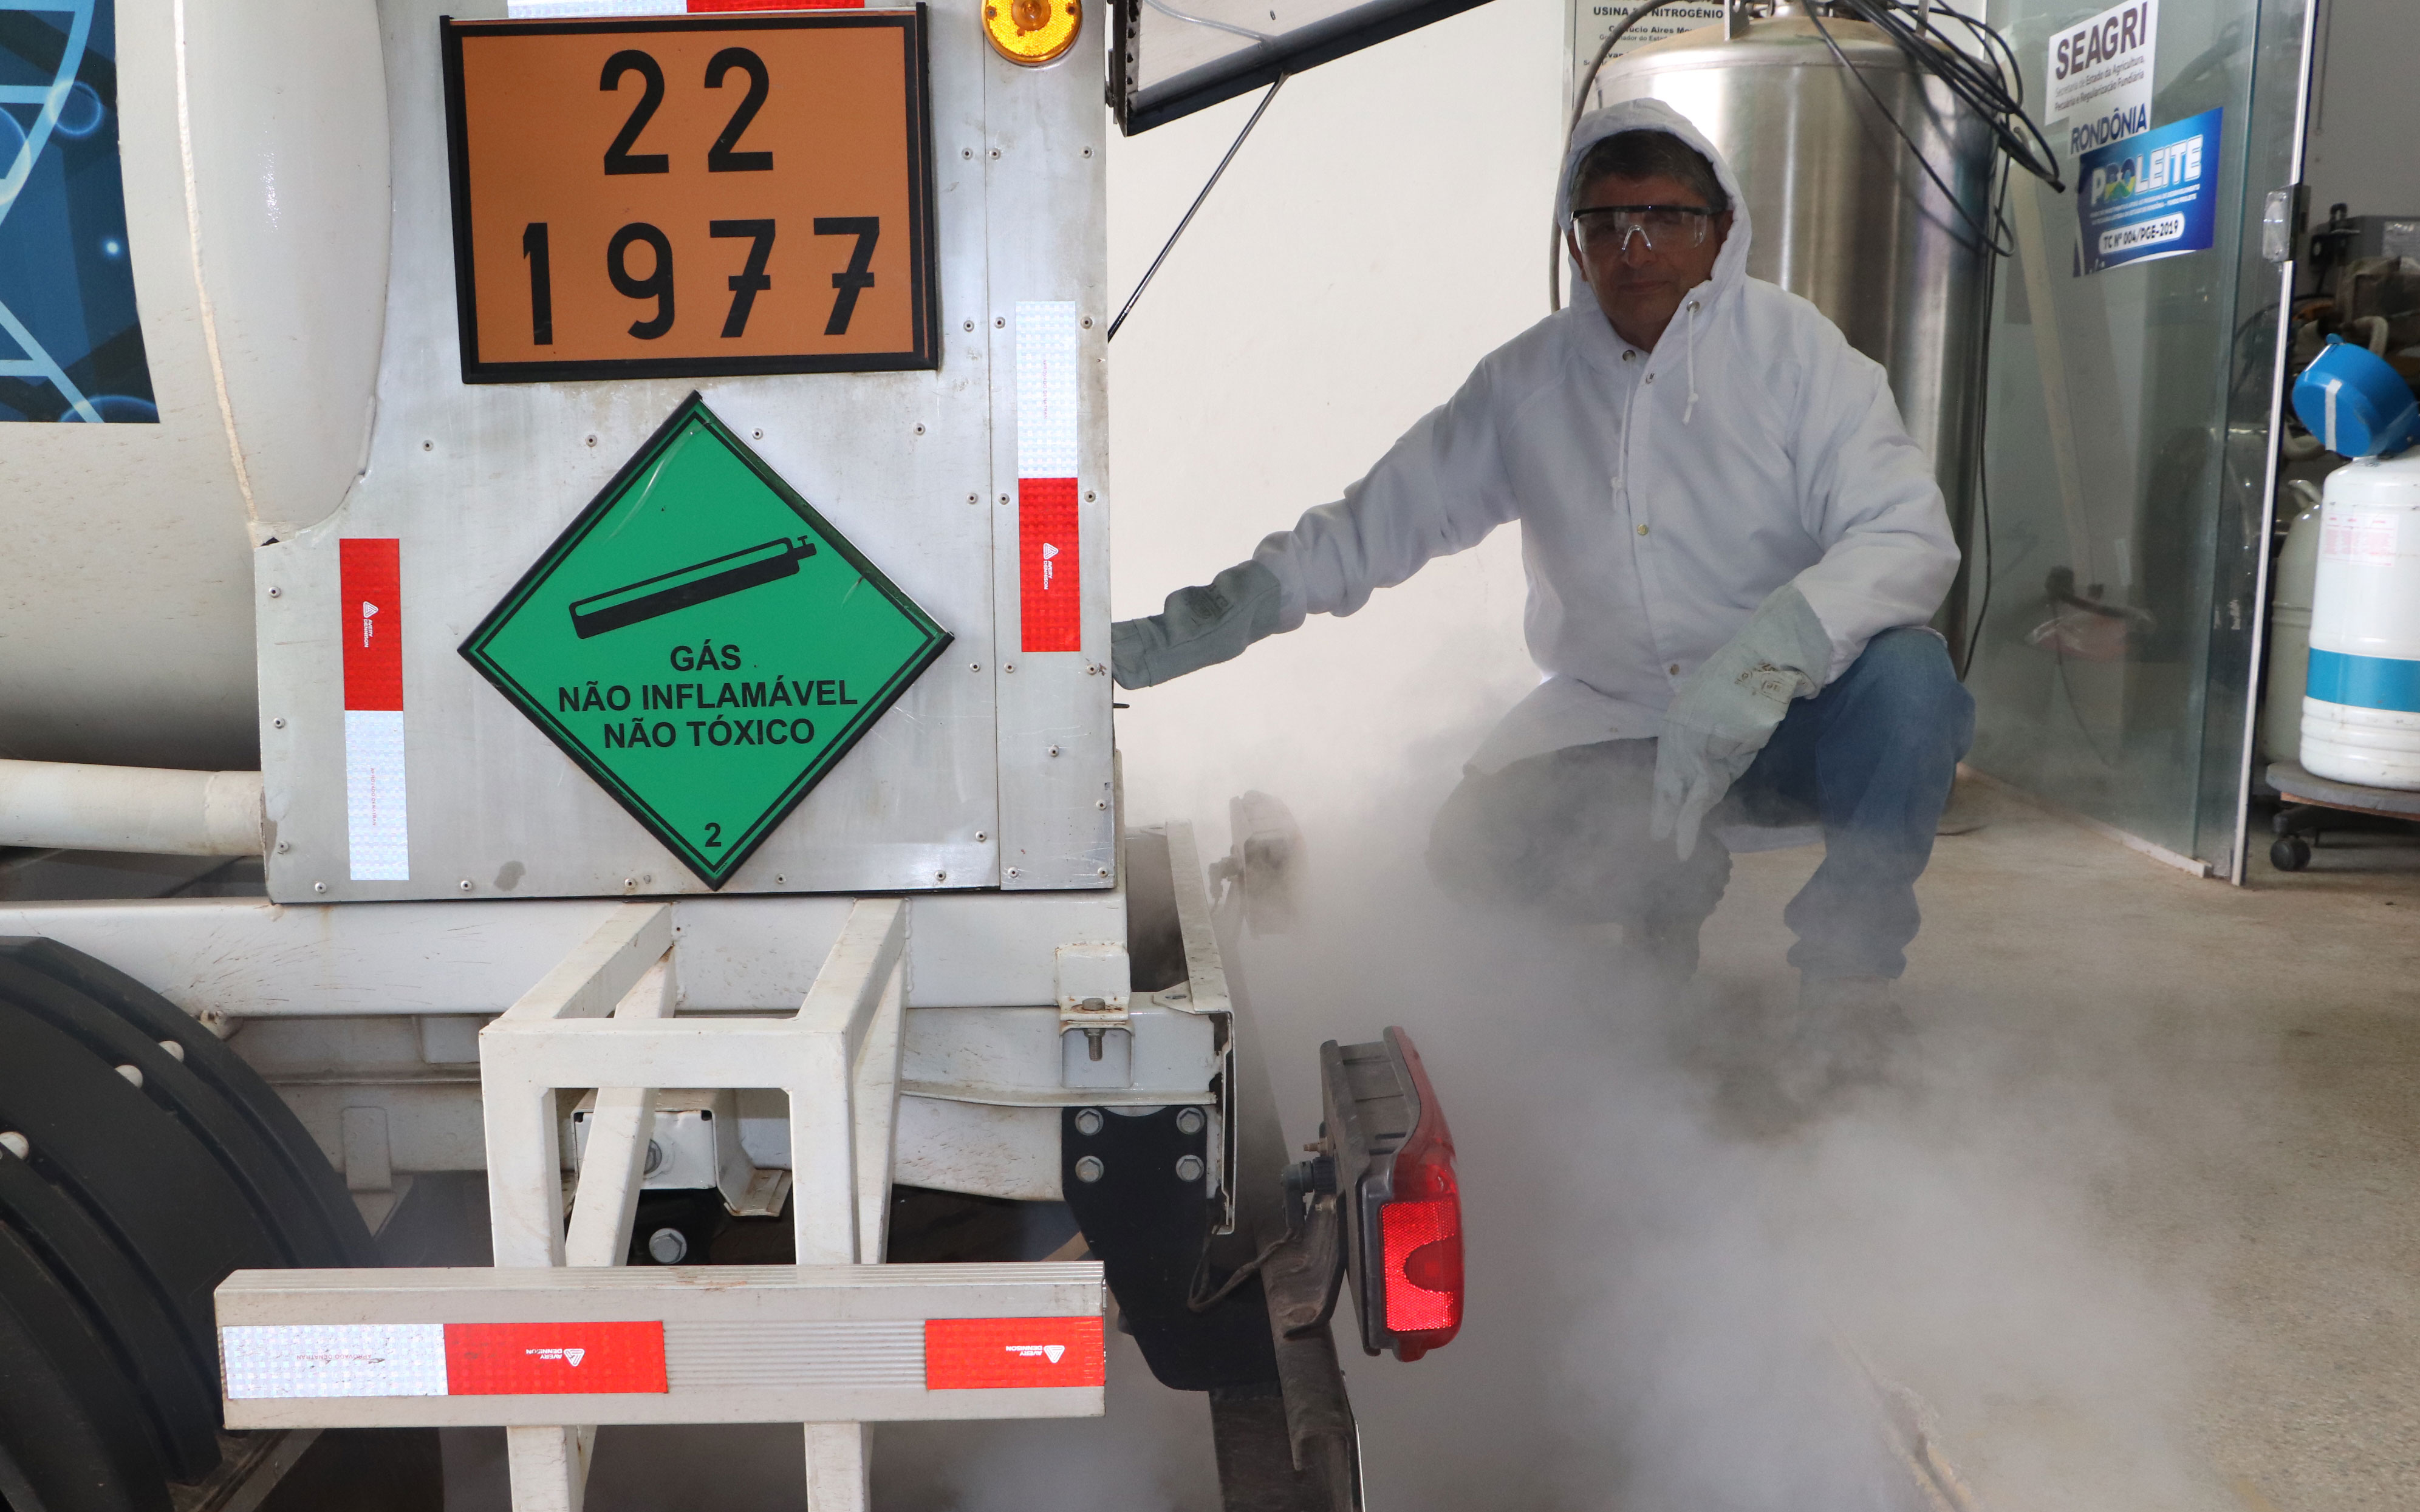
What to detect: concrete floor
<box><xmin>1717</xmin><ymin>780</ymin><xmax>2420</xmax><ymax>1512</ymax></box>
<box><xmin>431</xmin><ymin>775</ymin><xmax>2420</xmax><ymax>1512</ymax></box>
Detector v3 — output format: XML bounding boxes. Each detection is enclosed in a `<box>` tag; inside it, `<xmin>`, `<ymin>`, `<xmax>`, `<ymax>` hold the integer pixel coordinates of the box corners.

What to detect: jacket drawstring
<box><xmin>1682</xmin><ymin>297</ymin><xmax>1702</xmax><ymax>424</ymax></box>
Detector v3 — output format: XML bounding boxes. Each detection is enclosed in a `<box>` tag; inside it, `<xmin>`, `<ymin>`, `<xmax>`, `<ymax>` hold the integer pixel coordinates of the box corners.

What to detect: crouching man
<box><xmin>1112</xmin><ymin>100</ymin><xmax>1973</xmax><ymax>1102</ymax></box>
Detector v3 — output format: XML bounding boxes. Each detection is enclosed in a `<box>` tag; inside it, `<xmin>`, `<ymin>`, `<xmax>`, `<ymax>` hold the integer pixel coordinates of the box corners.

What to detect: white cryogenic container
<box><xmin>2303</xmin><ymin>452</ymin><xmax>2420</xmax><ymax>788</ymax></box>
<box><xmin>2261</xmin><ymin>482</ymin><xmax>2323</xmax><ymax>763</ymax></box>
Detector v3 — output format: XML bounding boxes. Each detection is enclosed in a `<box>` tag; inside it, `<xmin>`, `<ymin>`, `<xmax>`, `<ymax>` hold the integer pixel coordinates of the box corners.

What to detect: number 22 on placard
<box><xmin>516</xmin><ymin>46</ymin><xmax>881</xmax><ymax>345</ymax></box>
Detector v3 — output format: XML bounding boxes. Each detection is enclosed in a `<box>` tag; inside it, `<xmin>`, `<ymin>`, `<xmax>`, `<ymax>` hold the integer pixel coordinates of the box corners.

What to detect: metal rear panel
<box><xmin>258</xmin><ymin>0</ymin><xmax>1109</xmax><ymax>902</ymax></box>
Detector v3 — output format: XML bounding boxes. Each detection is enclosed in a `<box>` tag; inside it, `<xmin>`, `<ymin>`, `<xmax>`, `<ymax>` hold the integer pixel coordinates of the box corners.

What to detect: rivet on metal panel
<box><xmin>422</xmin><ymin>440</ymin><xmax>433</xmax><ymax>451</ymax></box>
<box><xmin>963</xmin><ymin>321</ymin><xmax>974</xmax><ymax>333</ymax></box>
<box><xmin>1074</xmin><ymin>1109</ymin><xmax>1103</xmax><ymax>1136</ymax></box>
<box><xmin>1095</xmin><ymin>801</ymin><xmax>1106</xmax><ymax>810</ymax></box>
<box><xmin>989</xmin><ymin>147</ymin><xmax>1001</xmax><ymax>160</ymax></box>
<box><xmin>753</xmin><ymin>430</ymin><xmax>764</xmax><ymax>441</ymax></box>
<box><xmin>962</xmin><ymin>147</ymin><xmax>973</xmax><ymax>159</ymax></box>
<box><xmin>969</xmin><ymin>662</ymin><xmax>982</xmax><ymax>672</ymax></box>
<box><xmin>968</xmin><ymin>491</ymin><xmax>979</xmax><ymax>502</ymax></box>
<box><xmin>1005</xmin><ymin>662</ymin><xmax>1016</xmax><ymax>672</ymax></box>
<box><xmin>267</xmin><ymin>585</ymin><xmax>282</xmax><ymax>599</ymax></box>
<box><xmin>313</xmin><ymin>882</ymin><xmax>327</xmax><ymax>893</ymax></box>
<box><xmin>914</xmin><ymin>423</ymin><xmax>926</xmax><ymax>436</ymax></box>
<box><xmin>1097</xmin><ymin>867</ymin><xmax>1109</xmax><ymax>877</ymax></box>
<box><xmin>1081</xmin><ymin>316</ymin><xmax>1093</xmax><ymax>329</ymax></box>
<box><xmin>999</xmin><ymin>493</ymin><xmax>1010</xmax><ymax>505</ymax></box>
<box><xmin>1048</xmin><ymin>745</ymin><xmax>1061</xmax><ymax>757</ymax></box>
<box><xmin>586</xmin><ymin>435</ymin><xmax>598</xmax><ymax>448</ymax></box>
<box><xmin>994</xmin><ymin>316</ymin><xmax>1005</xmax><ymax>328</ymax></box>
<box><xmin>272</xmin><ymin>718</ymin><xmax>286</xmax><ymax>729</ymax></box>
<box><xmin>1074</xmin><ymin>1155</ymin><xmax>1104</xmax><ymax>1182</ymax></box>
<box><xmin>275</xmin><ymin>840</ymin><xmax>291</xmax><ymax>853</ymax></box>
<box><xmin>935</xmin><ymin>871</ymin><xmax>947</xmax><ymax>882</ymax></box>
<box><xmin>1082</xmin><ymin>146</ymin><xmax>1093</xmax><ymax>158</ymax></box>
<box><xmin>1007</xmin><ymin>867</ymin><xmax>1020</xmax><ymax>879</ymax></box>
<box><xmin>624</xmin><ymin>877</ymin><xmax>637</xmax><ymax>890</ymax></box>
<box><xmin>459</xmin><ymin>879</ymin><xmax>474</xmax><ymax>893</ymax></box>
<box><xmin>975</xmin><ymin>831</ymin><xmax>988</xmax><ymax>842</ymax></box>
<box><xmin>1175</xmin><ymin>1154</ymin><xmax>1205</xmax><ymax>1182</ymax></box>
<box><xmin>1084</xmin><ymin>491</ymin><xmax>1096</xmax><ymax>502</ymax></box>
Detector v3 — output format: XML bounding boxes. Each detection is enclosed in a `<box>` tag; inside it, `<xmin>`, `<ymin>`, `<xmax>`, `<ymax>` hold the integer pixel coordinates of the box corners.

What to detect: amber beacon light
<box><xmin>984</xmin><ymin>0</ymin><xmax>1079</xmax><ymax>66</ymax></box>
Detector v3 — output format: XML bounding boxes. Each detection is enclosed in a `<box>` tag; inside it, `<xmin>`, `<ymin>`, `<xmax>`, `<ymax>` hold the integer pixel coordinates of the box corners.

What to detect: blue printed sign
<box><xmin>2076</xmin><ymin>107</ymin><xmax>2222</xmax><ymax>276</ymax></box>
<box><xmin>0</xmin><ymin>0</ymin><xmax>156</xmax><ymax>423</ymax></box>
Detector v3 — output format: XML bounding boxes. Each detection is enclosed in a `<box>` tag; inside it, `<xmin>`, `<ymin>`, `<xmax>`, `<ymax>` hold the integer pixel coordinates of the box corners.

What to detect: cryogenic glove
<box><xmin>1650</xmin><ymin>584</ymin><xmax>1833</xmax><ymax>861</ymax></box>
<box><xmin>1111</xmin><ymin>559</ymin><xmax>1288</xmax><ymax>690</ymax></box>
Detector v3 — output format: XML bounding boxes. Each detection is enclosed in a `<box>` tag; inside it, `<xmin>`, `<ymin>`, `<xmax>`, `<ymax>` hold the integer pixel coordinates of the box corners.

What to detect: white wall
<box><xmin>1104</xmin><ymin>0</ymin><xmax>1566</xmax><ymax>846</ymax></box>
<box><xmin>2304</xmin><ymin>0</ymin><xmax>2420</xmax><ymax>219</ymax></box>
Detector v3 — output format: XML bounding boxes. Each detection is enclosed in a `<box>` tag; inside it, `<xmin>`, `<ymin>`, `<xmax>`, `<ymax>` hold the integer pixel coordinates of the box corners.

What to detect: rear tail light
<box><xmin>1313</xmin><ymin>1027</ymin><xmax>1463</xmax><ymax>1362</ymax></box>
<box><xmin>1372</xmin><ymin>1030</ymin><xmax>1460</xmax><ymax>1358</ymax></box>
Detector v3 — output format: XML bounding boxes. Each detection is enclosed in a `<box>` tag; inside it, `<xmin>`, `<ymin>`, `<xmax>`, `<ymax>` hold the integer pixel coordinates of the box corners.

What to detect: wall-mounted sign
<box><xmin>2047</xmin><ymin>0</ymin><xmax>2158</xmax><ymax>157</ymax></box>
<box><xmin>439</xmin><ymin>12</ymin><xmax>937</xmax><ymax>383</ymax></box>
<box><xmin>459</xmin><ymin>394</ymin><xmax>951</xmax><ymax>887</ymax></box>
<box><xmin>2076</xmin><ymin>106</ymin><xmax>2221</xmax><ymax>276</ymax></box>
<box><xmin>1565</xmin><ymin>0</ymin><xmax>1729</xmax><ymax>112</ymax></box>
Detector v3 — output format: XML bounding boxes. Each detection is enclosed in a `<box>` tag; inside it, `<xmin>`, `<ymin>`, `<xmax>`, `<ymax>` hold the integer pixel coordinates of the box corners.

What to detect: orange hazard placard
<box><xmin>440</xmin><ymin>12</ymin><xmax>935</xmax><ymax>382</ymax></box>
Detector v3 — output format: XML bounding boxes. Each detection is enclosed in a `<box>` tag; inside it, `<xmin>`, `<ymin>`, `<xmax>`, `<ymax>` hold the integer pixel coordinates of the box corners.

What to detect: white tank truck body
<box><xmin>0</xmin><ymin>1</ymin><xmax>1414</xmax><ymax>1507</ymax></box>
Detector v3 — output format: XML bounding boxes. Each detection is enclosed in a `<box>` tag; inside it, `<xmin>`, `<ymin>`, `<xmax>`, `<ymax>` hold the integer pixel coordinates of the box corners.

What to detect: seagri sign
<box><xmin>2048</xmin><ymin>0</ymin><xmax>2157</xmax><ymax>156</ymax></box>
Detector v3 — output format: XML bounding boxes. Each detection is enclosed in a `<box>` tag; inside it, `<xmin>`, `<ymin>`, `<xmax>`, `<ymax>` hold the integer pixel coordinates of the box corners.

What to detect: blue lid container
<box><xmin>2293</xmin><ymin>335</ymin><xmax>2420</xmax><ymax>458</ymax></box>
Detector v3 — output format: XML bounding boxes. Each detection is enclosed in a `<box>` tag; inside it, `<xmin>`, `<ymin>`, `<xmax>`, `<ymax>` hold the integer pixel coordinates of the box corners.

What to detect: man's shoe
<box><xmin>1774</xmin><ymin>975</ymin><xmax>1912</xmax><ymax>1108</ymax></box>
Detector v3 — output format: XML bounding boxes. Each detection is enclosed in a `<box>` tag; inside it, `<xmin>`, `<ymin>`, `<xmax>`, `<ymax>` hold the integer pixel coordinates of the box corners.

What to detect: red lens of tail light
<box><xmin>1377</xmin><ymin>1030</ymin><xmax>1461</xmax><ymax>1360</ymax></box>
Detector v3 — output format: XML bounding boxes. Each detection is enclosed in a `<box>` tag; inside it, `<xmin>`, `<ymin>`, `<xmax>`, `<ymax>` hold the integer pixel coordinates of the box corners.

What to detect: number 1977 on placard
<box><xmin>520</xmin><ymin>216</ymin><xmax>880</xmax><ymax>344</ymax></box>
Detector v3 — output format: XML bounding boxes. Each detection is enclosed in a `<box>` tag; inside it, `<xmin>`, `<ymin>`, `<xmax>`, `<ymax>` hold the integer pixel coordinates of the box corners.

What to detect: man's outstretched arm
<box><xmin>1110</xmin><ymin>372</ymin><xmax>1519</xmax><ymax>690</ymax></box>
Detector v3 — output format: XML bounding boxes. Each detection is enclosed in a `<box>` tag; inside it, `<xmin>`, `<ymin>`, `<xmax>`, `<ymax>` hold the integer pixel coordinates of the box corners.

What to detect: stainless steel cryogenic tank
<box><xmin>1593</xmin><ymin>6</ymin><xmax>1995</xmax><ymax>594</ymax></box>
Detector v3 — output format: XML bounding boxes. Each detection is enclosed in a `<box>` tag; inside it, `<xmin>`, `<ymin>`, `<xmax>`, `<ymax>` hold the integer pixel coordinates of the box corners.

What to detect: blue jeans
<box><xmin>1427</xmin><ymin>628</ymin><xmax>1975</xmax><ymax>979</ymax></box>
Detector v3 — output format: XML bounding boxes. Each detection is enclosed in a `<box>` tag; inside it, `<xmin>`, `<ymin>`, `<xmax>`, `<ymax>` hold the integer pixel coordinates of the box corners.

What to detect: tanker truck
<box><xmin>0</xmin><ymin>0</ymin><xmax>1478</xmax><ymax>1505</ymax></box>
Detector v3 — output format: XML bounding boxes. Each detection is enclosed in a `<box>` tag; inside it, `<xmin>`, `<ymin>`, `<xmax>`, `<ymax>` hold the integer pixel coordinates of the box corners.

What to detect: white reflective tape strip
<box><xmin>506</xmin><ymin>0</ymin><xmax>683</xmax><ymax>15</ymax></box>
<box><xmin>2326</xmin><ymin>376</ymin><xmax>2341</xmax><ymax>454</ymax></box>
<box><xmin>344</xmin><ymin>709</ymin><xmax>409</xmax><ymax>880</ymax></box>
<box><xmin>1014</xmin><ymin>301</ymin><xmax>1080</xmax><ymax>480</ymax></box>
<box><xmin>222</xmin><ymin>1324</ymin><xmax>448</xmax><ymax>1399</ymax></box>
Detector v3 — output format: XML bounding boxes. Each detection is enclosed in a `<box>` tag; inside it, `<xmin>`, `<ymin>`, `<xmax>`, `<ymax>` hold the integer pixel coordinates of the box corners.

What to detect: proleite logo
<box><xmin>926</xmin><ymin>1317</ymin><xmax>1105</xmax><ymax>1389</ymax></box>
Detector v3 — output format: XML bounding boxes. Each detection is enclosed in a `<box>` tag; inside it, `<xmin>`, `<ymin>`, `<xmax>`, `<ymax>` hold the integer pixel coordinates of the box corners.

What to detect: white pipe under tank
<box><xmin>0</xmin><ymin>760</ymin><xmax>265</xmax><ymax>856</ymax></box>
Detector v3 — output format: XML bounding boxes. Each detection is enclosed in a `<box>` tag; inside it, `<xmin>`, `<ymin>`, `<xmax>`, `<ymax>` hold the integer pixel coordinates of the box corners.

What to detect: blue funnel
<box><xmin>2294</xmin><ymin>335</ymin><xmax>2420</xmax><ymax>458</ymax></box>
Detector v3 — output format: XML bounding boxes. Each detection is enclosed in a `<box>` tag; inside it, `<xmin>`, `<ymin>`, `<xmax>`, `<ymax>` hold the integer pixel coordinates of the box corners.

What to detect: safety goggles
<box><xmin>1571</xmin><ymin>204</ymin><xmax>1715</xmax><ymax>256</ymax></box>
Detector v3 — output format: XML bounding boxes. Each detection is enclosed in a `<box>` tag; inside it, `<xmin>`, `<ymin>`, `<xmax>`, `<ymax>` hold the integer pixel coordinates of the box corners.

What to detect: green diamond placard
<box><xmin>460</xmin><ymin>393</ymin><xmax>951</xmax><ymax>888</ymax></box>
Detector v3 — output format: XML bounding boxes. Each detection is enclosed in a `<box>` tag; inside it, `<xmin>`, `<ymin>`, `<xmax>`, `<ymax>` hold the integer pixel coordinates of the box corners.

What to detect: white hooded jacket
<box><xmin>1248</xmin><ymin>98</ymin><xmax>1960</xmax><ymax>773</ymax></box>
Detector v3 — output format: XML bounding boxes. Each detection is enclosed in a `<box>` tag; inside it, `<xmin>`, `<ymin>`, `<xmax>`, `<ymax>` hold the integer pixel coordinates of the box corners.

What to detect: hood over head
<box><xmin>1557</xmin><ymin>97</ymin><xmax>1753</xmax><ymax>302</ymax></box>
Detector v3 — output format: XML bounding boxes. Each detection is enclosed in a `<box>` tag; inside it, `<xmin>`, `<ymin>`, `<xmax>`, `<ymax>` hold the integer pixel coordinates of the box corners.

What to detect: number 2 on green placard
<box><xmin>703</xmin><ymin>822</ymin><xmax>723</xmax><ymax>850</ymax></box>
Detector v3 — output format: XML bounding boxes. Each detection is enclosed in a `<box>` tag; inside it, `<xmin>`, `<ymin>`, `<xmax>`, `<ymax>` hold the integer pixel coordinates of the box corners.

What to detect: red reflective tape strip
<box><xmin>689</xmin><ymin>0</ymin><xmax>865</xmax><ymax>9</ymax></box>
<box><xmin>340</xmin><ymin>539</ymin><xmax>403</xmax><ymax>712</ymax></box>
<box><xmin>924</xmin><ymin>1316</ymin><xmax>1104</xmax><ymax>1389</ymax></box>
<box><xmin>441</xmin><ymin>1322</ymin><xmax>668</xmax><ymax>1396</ymax></box>
<box><xmin>1017</xmin><ymin>477</ymin><xmax>1079</xmax><ymax>653</ymax></box>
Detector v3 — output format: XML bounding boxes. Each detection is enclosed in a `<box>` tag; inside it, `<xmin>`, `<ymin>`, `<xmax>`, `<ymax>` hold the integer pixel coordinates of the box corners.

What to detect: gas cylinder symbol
<box><xmin>362</xmin><ymin>600</ymin><xmax>379</xmax><ymax>649</ymax></box>
<box><xmin>1042</xmin><ymin>542</ymin><xmax>1059</xmax><ymax>590</ymax></box>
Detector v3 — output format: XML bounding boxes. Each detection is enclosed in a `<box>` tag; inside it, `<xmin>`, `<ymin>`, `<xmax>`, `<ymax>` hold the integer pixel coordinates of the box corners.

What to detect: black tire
<box><xmin>0</xmin><ymin>939</ymin><xmax>380</xmax><ymax>1507</ymax></box>
<box><xmin>2271</xmin><ymin>835</ymin><xmax>2312</xmax><ymax>871</ymax></box>
<box><xmin>0</xmin><ymin>1224</ymin><xmax>171</xmax><ymax>1512</ymax></box>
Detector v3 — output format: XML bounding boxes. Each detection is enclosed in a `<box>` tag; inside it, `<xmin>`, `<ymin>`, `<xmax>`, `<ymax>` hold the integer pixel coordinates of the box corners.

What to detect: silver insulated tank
<box><xmin>1593</xmin><ymin>4</ymin><xmax>1994</xmax><ymax>581</ymax></box>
